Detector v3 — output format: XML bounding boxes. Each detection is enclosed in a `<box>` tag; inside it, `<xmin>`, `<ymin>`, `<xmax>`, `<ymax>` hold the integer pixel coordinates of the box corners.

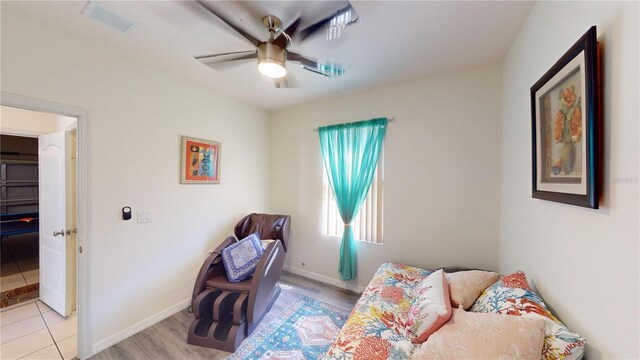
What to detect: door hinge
<box><xmin>79</xmin><ymin>246</ymin><xmax>83</xmax><ymax>253</ymax></box>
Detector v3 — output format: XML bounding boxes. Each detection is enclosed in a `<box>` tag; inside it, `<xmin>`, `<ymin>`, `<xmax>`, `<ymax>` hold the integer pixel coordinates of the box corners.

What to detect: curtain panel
<box><xmin>318</xmin><ymin>117</ymin><xmax>387</xmax><ymax>281</ymax></box>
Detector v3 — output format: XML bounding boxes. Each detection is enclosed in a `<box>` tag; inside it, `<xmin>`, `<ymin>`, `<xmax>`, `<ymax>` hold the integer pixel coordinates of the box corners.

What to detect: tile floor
<box><xmin>1</xmin><ymin>234</ymin><xmax>39</xmax><ymax>293</ymax></box>
<box><xmin>0</xmin><ymin>300</ymin><xmax>77</xmax><ymax>360</ymax></box>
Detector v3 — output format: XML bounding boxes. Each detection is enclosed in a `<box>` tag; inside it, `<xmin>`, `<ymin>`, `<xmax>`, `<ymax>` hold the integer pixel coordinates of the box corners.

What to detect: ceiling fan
<box><xmin>193</xmin><ymin>1</ymin><xmax>358</xmax><ymax>88</ymax></box>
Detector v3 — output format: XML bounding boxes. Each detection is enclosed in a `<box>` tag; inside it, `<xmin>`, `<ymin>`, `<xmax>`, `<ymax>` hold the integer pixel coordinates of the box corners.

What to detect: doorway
<box><xmin>0</xmin><ymin>106</ymin><xmax>78</xmax><ymax>359</ymax></box>
<box><xmin>1</xmin><ymin>134</ymin><xmax>40</xmax><ymax>306</ymax></box>
<box><xmin>0</xmin><ymin>93</ymin><xmax>89</xmax><ymax>359</ymax></box>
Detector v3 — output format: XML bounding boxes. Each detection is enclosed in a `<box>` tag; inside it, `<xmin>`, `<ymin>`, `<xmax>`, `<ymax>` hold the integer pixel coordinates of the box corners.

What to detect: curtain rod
<box><xmin>312</xmin><ymin>117</ymin><xmax>396</xmax><ymax>132</ymax></box>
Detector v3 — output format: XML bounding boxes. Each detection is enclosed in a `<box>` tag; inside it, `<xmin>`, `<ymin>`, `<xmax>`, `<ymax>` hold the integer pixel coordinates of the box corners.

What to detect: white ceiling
<box><xmin>5</xmin><ymin>1</ymin><xmax>533</xmax><ymax>111</ymax></box>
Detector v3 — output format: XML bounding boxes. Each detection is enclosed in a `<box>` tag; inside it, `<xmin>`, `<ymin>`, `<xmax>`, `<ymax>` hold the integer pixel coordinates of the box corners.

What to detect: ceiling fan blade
<box><xmin>287</xmin><ymin>52</ymin><xmax>318</xmax><ymax>69</ymax></box>
<box><xmin>290</xmin><ymin>53</ymin><xmax>348</xmax><ymax>78</ymax></box>
<box><xmin>196</xmin><ymin>1</ymin><xmax>261</xmax><ymax>47</ymax></box>
<box><xmin>301</xmin><ymin>66</ymin><xmax>332</xmax><ymax>78</ymax></box>
<box><xmin>273</xmin><ymin>73</ymin><xmax>298</xmax><ymax>88</ymax></box>
<box><xmin>196</xmin><ymin>51</ymin><xmax>257</xmax><ymax>68</ymax></box>
<box><xmin>273</xmin><ymin>17</ymin><xmax>301</xmax><ymax>48</ymax></box>
<box><xmin>297</xmin><ymin>4</ymin><xmax>355</xmax><ymax>43</ymax></box>
<box><xmin>305</xmin><ymin>64</ymin><xmax>348</xmax><ymax>78</ymax></box>
<box><xmin>195</xmin><ymin>50</ymin><xmax>256</xmax><ymax>61</ymax></box>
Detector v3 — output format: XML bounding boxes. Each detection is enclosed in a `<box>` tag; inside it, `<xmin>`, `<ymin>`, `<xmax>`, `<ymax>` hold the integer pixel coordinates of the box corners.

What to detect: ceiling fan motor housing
<box><xmin>257</xmin><ymin>42</ymin><xmax>287</xmax><ymax>77</ymax></box>
<box><xmin>258</xmin><ymin>42</ymin><xmax>286</xmax><ymax>65</ymax></box>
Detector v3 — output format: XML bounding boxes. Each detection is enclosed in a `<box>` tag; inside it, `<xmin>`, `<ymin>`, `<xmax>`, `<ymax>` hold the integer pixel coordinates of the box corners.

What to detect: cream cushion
<box><xmin>411</xmin><ymin>307</ymin><xmax>546</xmax><ymax>360</ymax></box>
<box><xmin>260</xmin><ymin>239</ymin><xmax>276</xmax><ymax>249</ymax></box>
<box><xmin>447</xmin><ymin>270</ymin><xmax>500</xmax><ymax>309</ymax></box>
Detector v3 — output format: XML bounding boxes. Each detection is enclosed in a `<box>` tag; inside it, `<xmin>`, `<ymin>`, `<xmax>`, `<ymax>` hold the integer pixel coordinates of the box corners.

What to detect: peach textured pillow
<box><xmin>447</xmin><ymin>270</ymin><xmax>500</xmax><ymax>309</ymax></box>
<box><xmin>406</xmin><ymin>269</ymin><xmax>452</xmax><ymax>344</ymax></box>
<box><xmin>411</xmin><ymin>307</ymin><xmax>546</xmax><ymax>360</ymax></box>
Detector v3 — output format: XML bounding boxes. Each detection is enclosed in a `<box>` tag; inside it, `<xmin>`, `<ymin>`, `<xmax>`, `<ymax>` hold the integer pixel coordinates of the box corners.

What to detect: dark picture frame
<box><xmin>531</xmin><ymin>26</ymin><xmax>599</xmax><ymax>209</ymax></box>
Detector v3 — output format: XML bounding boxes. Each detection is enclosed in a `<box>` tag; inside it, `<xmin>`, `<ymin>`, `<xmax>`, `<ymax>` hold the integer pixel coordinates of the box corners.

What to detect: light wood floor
<box><xmin>89</xmin><ymin>272</ymin><xmax>361</xmax><ymax>360</ymax></box>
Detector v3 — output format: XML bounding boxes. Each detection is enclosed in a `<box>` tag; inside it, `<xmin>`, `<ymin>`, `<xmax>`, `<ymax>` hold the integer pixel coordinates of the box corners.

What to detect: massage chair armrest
<box><xmin>191</xmin><ymin>236</ymin><xmax>236</xmax><ymax>302</ymax></box>
<box><xmin>247</xmin><ymin>240</ymin><xmax>286</xmax><ymax>324</ymax></box>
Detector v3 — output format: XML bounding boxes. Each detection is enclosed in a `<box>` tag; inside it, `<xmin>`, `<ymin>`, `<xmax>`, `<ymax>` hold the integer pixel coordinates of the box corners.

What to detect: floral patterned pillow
<box><xmin>406</xmin><ymin>269</ymin><xmax>452</xmax><ymax>344</ymax></box>
<box><xmin>470</xmin><ymin>271</ymin><xmax>586</xmax><ymax>360</ymax></box>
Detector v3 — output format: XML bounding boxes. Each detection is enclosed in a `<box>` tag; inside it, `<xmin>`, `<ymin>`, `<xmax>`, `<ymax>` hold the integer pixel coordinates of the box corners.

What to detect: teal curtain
<box><xmin>318</xmin><ymin>118</ymin><xmax>387</xmax><ymax>281</ymax></box>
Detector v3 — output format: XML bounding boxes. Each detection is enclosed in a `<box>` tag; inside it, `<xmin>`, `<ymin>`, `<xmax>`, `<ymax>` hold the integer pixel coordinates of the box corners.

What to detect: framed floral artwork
<box><xmin>180</xmin><ymin>136</ymin><xmax>220</xmax><ymax>184</ymax></box>
<box><xmin>531</xmin><ymin>26</ymin><xmax>600</xmax><ymax>208</ymax></box>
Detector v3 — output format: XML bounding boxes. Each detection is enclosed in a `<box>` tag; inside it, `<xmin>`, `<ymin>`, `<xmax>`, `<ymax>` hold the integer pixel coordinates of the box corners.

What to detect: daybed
<box><xmin>324</xmin><ymin>263</ymin><xmax>585</xmax><ymax>360</ymax></box>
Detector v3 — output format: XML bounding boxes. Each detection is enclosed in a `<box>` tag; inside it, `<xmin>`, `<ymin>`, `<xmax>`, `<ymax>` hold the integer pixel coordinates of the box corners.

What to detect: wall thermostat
<box><xmin>122</xmin><ymin>206</ymin><xmax>132</xmax><ymax>220</ymax></box>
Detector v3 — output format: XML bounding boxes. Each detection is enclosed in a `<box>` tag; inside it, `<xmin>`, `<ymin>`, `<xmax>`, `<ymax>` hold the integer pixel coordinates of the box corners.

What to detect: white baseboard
<box><xmin>91</xmin><ymin>298</ymin><xmax>191</xmax><ymax>355</ymax></box>
<box><xmin>283</xmin><ymin>265</ymin><xmax>366</xmax><ymax>293</ymax></box>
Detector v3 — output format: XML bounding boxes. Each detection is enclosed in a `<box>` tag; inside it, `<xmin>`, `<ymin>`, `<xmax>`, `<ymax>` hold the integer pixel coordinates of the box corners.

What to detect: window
<box><xmin>322</xmin><ymin>154</ymin><xmax>384</xmax><ymax>244</ymax></box>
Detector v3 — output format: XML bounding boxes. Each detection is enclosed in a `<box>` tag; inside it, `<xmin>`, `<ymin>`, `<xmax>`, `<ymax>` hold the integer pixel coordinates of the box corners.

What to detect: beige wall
<box><xmin>4</xmin><ymin>1</ymin><xmax>637</xmax><ymax>358</ymax></box>
<box><xmin>1</xmin><ymin>5</ymin><xmax>270</xmax><ymax>353</ymax></box>
<box><xmin>270</xmin><ymin>64</ymin><xmax>503</xmax><ymax>292</ymax></box>
<box><xmin>499</xmin><ymin>1</ymin><xmax>639</xmax><ymax>358</ymax></box>
<box><xmin>0</xmin><ymin>105</ymin><xmax>76</xmax><ymax>136</ymax></box>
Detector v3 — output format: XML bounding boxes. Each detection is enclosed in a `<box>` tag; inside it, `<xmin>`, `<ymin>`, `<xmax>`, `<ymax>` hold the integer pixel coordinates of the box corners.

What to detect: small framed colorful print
<box><xmin>180</xmin><ymin>136</ymin><xmax>220</xmax><ymax>184</ymax></box>
<box><xmin>531</xmin><ymin>26</ymin><xmax>599</xmax><ymax>208</ymax></box>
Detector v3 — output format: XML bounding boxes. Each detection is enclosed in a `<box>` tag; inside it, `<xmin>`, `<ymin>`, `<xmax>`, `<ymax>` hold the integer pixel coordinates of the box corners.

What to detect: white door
<box><xmin>39</xmin><ymin>131</ymin><xmax>76</xmax><ymax>316</ymax></box>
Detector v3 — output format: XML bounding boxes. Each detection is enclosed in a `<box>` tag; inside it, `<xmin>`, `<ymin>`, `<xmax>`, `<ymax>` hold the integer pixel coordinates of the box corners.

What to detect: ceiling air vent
<box><xmin>82</xmin><ymin>1</ymin><xmax>136</xmax><ymax>33</ymax></box>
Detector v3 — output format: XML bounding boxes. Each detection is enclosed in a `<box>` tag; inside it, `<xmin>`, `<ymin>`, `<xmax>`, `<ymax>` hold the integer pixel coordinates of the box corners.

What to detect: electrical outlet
<box><xmin>137</xmin><ymin>210</ymin><xmax>153</xmax><ymax>223</ymax></box>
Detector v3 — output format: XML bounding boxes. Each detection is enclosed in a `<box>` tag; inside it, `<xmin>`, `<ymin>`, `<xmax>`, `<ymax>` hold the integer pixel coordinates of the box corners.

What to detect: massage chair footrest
<box><xmin>187</xmin><ymin>290</ymin><xmax>249</xmax><ymax>352</ymax></box>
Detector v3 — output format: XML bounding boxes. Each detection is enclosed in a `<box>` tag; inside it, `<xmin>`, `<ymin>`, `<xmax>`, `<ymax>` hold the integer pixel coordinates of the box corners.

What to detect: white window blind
<box><xmin>322</xmin><ymin>156</ymin><xmax>384</xmax><ymax>244</ymax></box>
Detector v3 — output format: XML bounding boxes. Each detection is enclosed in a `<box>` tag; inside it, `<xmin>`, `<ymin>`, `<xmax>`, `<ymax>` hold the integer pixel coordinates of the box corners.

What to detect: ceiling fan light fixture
<box><xmin>258</xmin><ymin>61</ymin><xmax>287</xmax><ymax>79</ymax></box>
<box><xmin>257</xmin><ymin>43</ymin><xmax>287</xmax><ymax>79</ymax></box>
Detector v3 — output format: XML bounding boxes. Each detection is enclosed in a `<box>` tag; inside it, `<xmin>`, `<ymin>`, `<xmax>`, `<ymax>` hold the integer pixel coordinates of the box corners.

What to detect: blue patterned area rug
<box><xmin>228</xmin><ymin>295</ymin><xmax>351</xmax><ymax>360</ymax></box>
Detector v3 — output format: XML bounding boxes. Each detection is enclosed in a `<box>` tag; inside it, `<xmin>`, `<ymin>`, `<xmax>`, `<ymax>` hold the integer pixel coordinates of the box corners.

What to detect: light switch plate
<box><xmin>137</xmin><ymin>210</ymin><xmax>153</xmax><ymax>223</ymax></box>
